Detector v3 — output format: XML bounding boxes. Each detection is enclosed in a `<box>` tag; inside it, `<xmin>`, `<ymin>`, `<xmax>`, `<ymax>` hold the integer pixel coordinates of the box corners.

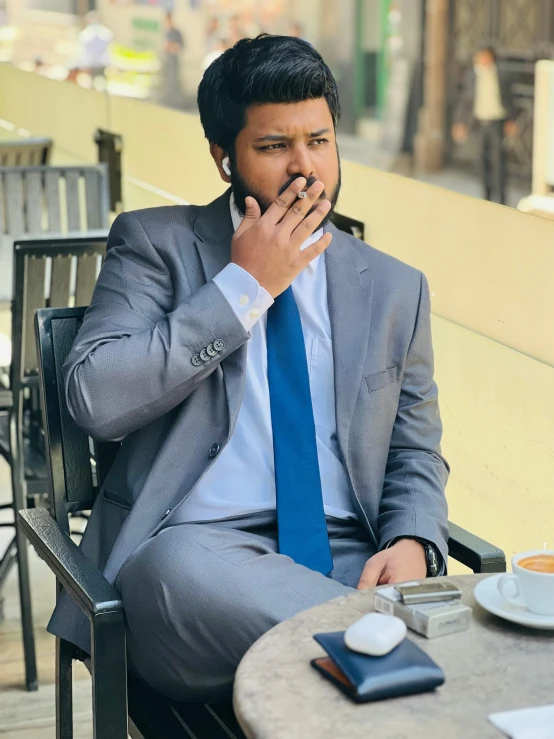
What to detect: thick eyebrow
<box><xmin>253</xmin><ymin>128</ymin><xmax>331</xmax><ymax>143</ymax></box>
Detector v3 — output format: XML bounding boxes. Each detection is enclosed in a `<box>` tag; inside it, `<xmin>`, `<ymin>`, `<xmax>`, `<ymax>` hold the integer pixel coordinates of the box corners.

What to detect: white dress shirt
<box><xmin>171</xmin><ymin>195</ymin><xmax>356</xmax><ymax>523</ymax></box>
<box><xmin>474</xmin><ymin>64</ymin><xmax>507</xmax><ymax>121</ymax></box>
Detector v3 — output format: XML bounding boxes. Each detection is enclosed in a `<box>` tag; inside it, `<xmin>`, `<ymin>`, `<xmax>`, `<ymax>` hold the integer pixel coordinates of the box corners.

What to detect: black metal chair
<box><xmin>19</xmin><ymin>306</ymin><xmax>505</xmax><ymax>738</ymax></box>
<box><xmin>0</xmin><ymin>235</ymin><xmax>107</xmax><ymax>691</ymax></box>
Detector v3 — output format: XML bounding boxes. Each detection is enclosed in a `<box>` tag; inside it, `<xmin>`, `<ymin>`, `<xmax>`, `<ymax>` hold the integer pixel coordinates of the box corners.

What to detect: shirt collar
<box><xmin>229</xmin><ymin>193</ymin><xmax>323</xmax><ymax>274</ymax></box>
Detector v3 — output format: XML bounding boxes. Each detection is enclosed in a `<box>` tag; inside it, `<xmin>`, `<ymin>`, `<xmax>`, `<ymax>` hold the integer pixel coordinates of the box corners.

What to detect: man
<box><xmin>76</xmin><ymin>11</ymin><xmax>113</xmax><ymax>80</ymax></box>
<box><xmin>49</xmin><ymin>34</ymin><xmax>449</xmax><ymax>703</ymax></box>
<box><xmin>157</xmin><ymin>12</ymin><xmax>185</xmax><ymax>110</ymax></box>
<box><xmin>452</xmin><ymin>46</ymin><xmax>518</xmax><ymax>204</ymax></box>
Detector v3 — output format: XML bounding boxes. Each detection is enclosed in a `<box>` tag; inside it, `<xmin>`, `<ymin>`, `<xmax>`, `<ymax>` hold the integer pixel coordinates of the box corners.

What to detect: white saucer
<box><xmin>474</xmin><ymin>574</ymin><xmax>554</xmax><ymax>630</ymax></box>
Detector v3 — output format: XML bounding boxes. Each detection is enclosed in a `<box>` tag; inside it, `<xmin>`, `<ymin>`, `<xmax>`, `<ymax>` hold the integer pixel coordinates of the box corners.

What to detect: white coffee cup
<box><xmin>497</xmin><ymin>550</ymin><xmax>554</xmax><ymax>616</ymax></box>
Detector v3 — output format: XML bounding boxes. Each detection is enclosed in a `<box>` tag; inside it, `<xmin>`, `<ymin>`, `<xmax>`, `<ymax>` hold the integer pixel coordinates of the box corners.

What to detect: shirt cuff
<box><xmin>213</xmin><ymin>263</ymin><xmax>274</xmax><ymax>332</ymax></box>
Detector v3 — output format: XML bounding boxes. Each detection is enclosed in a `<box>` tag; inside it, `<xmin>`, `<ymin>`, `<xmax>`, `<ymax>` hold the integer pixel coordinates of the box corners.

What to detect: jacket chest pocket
<box><xmin>365</xmin><ymin>367</ymin><xmax>399</xmax><ymax>393</ymax></box>
<box><xmin>103</xmin><ymin>487</ymin><xmax>132</xmax><ymax>510</ymax></box>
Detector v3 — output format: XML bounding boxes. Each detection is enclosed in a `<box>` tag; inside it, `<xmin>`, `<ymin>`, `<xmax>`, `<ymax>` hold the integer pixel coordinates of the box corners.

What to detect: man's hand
<box><xmin>451</xmin><ymin>122</ymin><xmax>469</xmax><ymax>144</ymax></box>
<box><xmin>356</xmin><ymin>539</ymin><xmax>427</xmax><ymax>590</ymax></box>
<box><xmin>504</xmin><ymin>120</ymin><xmax>518</xmax><ymax>138</ymax></box>
<box><xmin>230</xmin><ymin>177</ymin><xmax>333</xmax><ymax>298</ymax></box>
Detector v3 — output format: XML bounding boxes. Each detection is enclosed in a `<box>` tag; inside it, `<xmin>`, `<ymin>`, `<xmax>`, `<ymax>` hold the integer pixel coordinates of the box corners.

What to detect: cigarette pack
<box><xmin>373</xmin><ymin>586</ymin><xmax>472</xmax><ymax>639</ymax></box>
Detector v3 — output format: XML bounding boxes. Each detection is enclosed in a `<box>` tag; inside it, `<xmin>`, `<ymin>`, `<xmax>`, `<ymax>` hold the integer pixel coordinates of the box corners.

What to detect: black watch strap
<box><xmin>420</xmin><ymin>540</ymin><xmax>441</xmax><ymax>577</ymax></box>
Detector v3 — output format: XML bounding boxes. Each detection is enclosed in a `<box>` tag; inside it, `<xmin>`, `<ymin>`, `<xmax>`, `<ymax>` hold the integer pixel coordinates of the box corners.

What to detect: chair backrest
<box><xmin>35</xmin><ymin>306</ymin><xmax>120</xmax><ymax>531</ymax></box>
<box><xmin>0</xmin><ymin>137</ymin><xmax>53</xmax><ymax>167</ymax></box>
<box><xmin>12</xmin><ymin>233</ymin><xmax>108</xmax><ymax>385</ymax></box>
<box><xmin>0</xmin><ymin>164</ymin><xmax>110</xmax><ymax>300</ymax></box>
<box><xmin>0</xmin><ymin>163</ymin><xmax>109</xmax><ymax>240</ymax></box>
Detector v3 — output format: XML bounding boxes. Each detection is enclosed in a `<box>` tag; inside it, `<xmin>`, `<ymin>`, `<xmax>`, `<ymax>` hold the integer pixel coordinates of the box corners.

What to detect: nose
<box><xmin>286</xmin><ymin>143</ymin><xmax>315</xmax><ymax>180</ymax></box>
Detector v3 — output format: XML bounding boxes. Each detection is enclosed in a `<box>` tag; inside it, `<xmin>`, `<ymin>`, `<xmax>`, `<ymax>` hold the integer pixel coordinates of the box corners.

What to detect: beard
<box><xmin>230</xmin><ymin>159</ymin><xmax>342</xmax><ymax>233</ymax></box>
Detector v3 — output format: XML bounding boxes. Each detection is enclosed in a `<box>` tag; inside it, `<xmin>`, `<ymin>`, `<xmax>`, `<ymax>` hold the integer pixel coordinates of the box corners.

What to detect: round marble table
<box><xmin>234</xmin><ymin>574</ymin><xmax>554</xmax><ymax>739</ymax></box>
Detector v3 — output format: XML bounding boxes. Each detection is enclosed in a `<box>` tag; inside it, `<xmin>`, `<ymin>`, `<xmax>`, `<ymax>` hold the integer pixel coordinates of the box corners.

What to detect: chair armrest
<box><xmin>448</xmin><ymin>520</ymin><xmax>506</xmax><ymax>574</ymax></box>
<box><xmin>18</xmin><ymin>508</ymin><xmax>122</xmax><ymax>617</ymax></box>
<box><xmin>19</xmin><ymin>508</ymin><xmax>128</xmax><ymax>736</ymax></box>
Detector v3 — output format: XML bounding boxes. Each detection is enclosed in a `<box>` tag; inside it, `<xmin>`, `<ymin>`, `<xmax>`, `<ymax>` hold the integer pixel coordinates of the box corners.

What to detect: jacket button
<box><xmin>213</xmin><ymin>339</ymin><xmax>225</xmax><ymax>352</ymax></box>
<box><xmin>209</xmin><ymin>443</ymin><xmax>221</xmax><ymax>458</ymax></box>
<box><xmin>206</xmin><ymin>343</ymin><xmax>218</xmax><ymax>357</ymax></box>
<box><xmin>191</xmin><ymin>354</ymin><xmax>203</xmax><ymax>366</ymax></box>
<box><xmin>200</xmin><ymin>348</ymin><xmax>210</xmax><ymax>361</ymax></box>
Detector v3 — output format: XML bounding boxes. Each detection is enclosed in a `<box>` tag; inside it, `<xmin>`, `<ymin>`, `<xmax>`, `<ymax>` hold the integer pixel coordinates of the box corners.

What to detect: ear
<box><xmin>210</xmin><ymin>143</ymin><xmax>231</xmax><ymax>183</ymax></box>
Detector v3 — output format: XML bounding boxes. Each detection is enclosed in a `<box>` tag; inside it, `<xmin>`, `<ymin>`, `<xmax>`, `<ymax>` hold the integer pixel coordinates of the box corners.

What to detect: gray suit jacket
<box><xmin>48</xmin><ymin>190</ymin><xmax>449</xmax><ymax>653</ymax></box>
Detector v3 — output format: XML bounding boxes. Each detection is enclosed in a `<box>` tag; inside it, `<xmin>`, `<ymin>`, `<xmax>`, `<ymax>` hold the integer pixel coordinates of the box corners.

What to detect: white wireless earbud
<box><xmin>222</xmin><ymin>157</ymin><xmax>231</xmax><ymax>176</ymax></box>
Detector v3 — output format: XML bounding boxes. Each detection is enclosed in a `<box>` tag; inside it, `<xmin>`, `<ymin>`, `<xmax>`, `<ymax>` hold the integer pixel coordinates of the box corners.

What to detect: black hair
<box><xmin>197</xmin><ymin>34</ymin><xmax>341</xmax><ymax>154</ymax></box>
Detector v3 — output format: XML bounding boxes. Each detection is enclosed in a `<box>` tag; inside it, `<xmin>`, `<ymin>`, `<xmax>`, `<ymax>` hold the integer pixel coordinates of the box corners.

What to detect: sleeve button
<box><xmin>213</xmin><ymin>339</ymin><xmax>225</xmax><ymax>352</ymax></box>
<box><xmin>191</xmin><ymin>354</ymin><xmax>203</xmax><ymax>366</ymax></box>
<box><xmin>206</xmin><ymin>343</ymin><xmax>218</xmax><ymax>357</ymax></box>
<box><xmin>200</xmin><ymin>348</ymin><xmax>210</xmax><ymax>361</ymax></box>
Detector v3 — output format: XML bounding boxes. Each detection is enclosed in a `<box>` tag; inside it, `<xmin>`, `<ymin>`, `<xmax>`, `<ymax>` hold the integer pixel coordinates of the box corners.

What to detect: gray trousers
<box><xmin>116</xmin><ymin>511</ymin><xmax>375</xmax><ymax>702</ymax></box>
<box><xmin>479</xmin><ymin>119</ymin><xmax>507</xmax><ymax>204</ymax></box>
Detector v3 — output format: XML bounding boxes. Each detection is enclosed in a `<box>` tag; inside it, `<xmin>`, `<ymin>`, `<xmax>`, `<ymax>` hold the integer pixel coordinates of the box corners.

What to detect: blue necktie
<box><xmin>266</xmin><ymin>286</ymin><xmax>333</xmax><ymax>575</ymax></box>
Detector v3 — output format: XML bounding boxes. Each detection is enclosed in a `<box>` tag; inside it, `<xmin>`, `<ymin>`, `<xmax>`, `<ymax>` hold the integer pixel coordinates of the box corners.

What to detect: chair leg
<box><xmin>91</xmin><ymin>611</ymin><xmax>128</xmax><ymax>739</ymax></box>
<box><xmin>56</xmin><ymin>635</ymin><xmax>74</xmax><ymax>739</ymax></box>
<box><xmin>10</xmin><ymin>402</ymin><xmax>38</xmax><ymax>691</ymax></box>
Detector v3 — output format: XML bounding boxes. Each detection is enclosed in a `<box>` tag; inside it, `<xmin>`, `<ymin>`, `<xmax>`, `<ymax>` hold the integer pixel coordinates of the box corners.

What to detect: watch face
<box><xmin>425</xmin><ymin>545</ymin><xmax>440</xmax><ymax>576</ymax></box>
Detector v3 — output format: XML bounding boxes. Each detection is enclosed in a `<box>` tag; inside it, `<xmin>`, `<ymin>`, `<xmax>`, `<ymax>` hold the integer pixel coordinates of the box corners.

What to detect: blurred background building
<box><xmin>1</xmin><ymin>0</ymin><xmax>553</xmax><ymax>197</ymax></box>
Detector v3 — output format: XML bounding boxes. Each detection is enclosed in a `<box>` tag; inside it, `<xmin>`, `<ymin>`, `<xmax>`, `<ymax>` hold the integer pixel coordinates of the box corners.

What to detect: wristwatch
<box><xmin>386</xmin><ymin>536</ymin><xmax>442</xmax><ymax>577</ymax></box>
<box><xmin>418</xmin><ymin>539</ymin><xmax>441</xmax><ymax>578</ymax></box>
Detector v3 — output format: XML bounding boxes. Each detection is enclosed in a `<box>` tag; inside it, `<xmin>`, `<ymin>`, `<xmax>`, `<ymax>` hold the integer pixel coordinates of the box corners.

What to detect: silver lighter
<box><xmin>394</xmin><ymin>580</ymin><xmax>463</xmax><ymax>605</ymax></box>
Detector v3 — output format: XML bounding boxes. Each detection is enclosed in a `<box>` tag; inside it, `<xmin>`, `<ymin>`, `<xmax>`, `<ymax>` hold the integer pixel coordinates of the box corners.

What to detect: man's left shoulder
<box><xmin>340</xmin><ymin>229</ymin><xmax>424</xmax><ymax>290</ymax></box>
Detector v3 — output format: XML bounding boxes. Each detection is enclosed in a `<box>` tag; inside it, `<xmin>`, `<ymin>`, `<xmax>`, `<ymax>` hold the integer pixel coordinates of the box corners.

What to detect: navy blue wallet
<box><xmin>311</xmin><ymin>631</ymin><xmax>445</xmax><ymax>703</ymax></box>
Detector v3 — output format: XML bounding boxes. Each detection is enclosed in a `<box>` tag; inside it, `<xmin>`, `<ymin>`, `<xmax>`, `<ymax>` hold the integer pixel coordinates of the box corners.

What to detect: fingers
<box><xmin>234</xmin><ymin>196</ymin><xmax>261</xmax><ymax>236</ymax></box>
<box><xmin>356</xmin><ymin>554</ymin><xmax>386</xmax><ymax>591</ymax></box>
<box><xmin>264</xmin><ymin>177</ymin><xmax>308</xmax><ymax>225</ymax></box>
<box><xmin>299</xmin><ymin>231</ymin><xmax>332</xmax><ymax>268</ymax></box>
<box><xmin>292</xmin><ymin>197</ymin><xmax>331</xmax><ymax>242</ymax></box>
<box><xmin>280</xmin><ymin>179</ymin><xmax>326</xmax><ymax>232</ymax></box>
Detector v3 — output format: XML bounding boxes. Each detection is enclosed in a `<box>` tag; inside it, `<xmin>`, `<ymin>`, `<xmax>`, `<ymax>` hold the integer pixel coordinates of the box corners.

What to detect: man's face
<box><xmin>474</xmin><ymin>50</ymin><xmax>494</xmax><ymax>68</ymax></box>
<box><xmin>228</xmin><ymin>98</ymin><xmax>341</xmax><ymax>228</ymax></box>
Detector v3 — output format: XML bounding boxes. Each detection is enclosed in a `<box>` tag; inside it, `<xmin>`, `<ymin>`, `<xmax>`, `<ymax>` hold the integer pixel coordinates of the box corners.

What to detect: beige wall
<box><xmin>434</xmin><ymin>315</ymin><xmax>554</xmax><ymax>570</ymax></box>
<box><xmin>339</xmin><ymin>161</ymin><xmax>554</xmax><ymax>367</ymax></box>
<box><xmin>0</xmin><ymin>67</ymin><xmax>107</xmax><ymax>163</ymax></box>
<box><xmin>2</xmin><ymin>66</ymin><xmax>553</xmax><ymax>565</ymax></box>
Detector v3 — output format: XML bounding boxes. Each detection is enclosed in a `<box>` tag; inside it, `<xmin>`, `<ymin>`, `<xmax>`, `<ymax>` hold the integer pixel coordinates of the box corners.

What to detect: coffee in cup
<box><xmin>497</xmin><ymin>550</ymin><xmax>554</xmax><ymax>617</ymax></box>
<box><xmin>518</xmin><ymin>554</ymin><xmax>554</xmax><ymax>574</ymax></box>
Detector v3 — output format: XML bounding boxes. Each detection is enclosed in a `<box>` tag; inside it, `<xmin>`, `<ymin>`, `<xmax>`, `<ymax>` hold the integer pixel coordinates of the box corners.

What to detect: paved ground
<box><xmin>0</xmin><ymin>466</ymin><xmax>94</xmax><ymax>737</ymax></box>
<box><xmin>336</xmin><ymin>131</ymin><xmax>530</xmax><ymax>210</ymax></box>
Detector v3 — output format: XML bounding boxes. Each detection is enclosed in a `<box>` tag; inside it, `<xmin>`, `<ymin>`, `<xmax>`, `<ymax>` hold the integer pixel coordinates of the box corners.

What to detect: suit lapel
<box><xmin>193</xmin><ymin>188</ymin><xmax>235</xmax><ymax>281</ymax></box>
<box><xmin>193</xmin><ymin>189</ymin><xmax>247</xmax><ymax>427</ymax></box>
<box><xmin>325</xmin><ymin>224</ymin><xmax>374</xmax><ymax>463</ymax></box>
